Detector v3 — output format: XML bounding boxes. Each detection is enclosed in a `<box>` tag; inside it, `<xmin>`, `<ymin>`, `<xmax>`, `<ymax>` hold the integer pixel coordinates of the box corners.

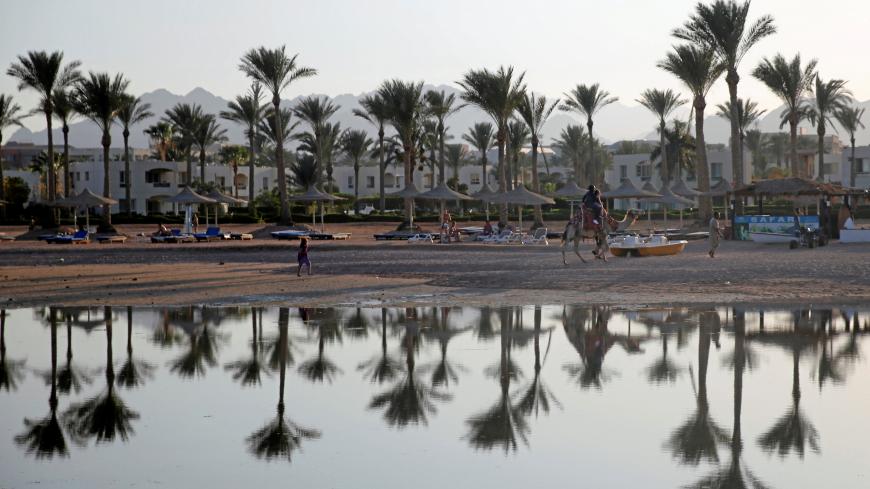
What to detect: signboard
<box><xmin>733</xmin><ymin>215</ymin><xmax>819</xmax><ymax>241</ymax></box>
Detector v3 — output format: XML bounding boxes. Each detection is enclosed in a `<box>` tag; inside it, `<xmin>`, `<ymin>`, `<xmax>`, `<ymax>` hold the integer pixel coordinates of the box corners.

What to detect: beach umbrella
<box><xmin>289</xmin><ymin>186</ymin><xmax>344</xmax><ymax>233</ymax></box>
<box><xmin>387</xmin><ymin>183</ymin><xmax>422</xmax><ymax>228</ymax></box>
<box><xmin>471</xmin><ymin>184</ymin><xmax>498</xmax><ymax>221</ymax></box>
<box><xmin>167</xmin><ymin>187</ymin><xmax>216</xmax><ymax>234</ymax></box>
<box><xmin>489</xmin><ymin>185</ymin><xmax>555</xmax><ymax>231</ymax></box>
<box><xmin>670</xmin><ymin>176</ymin><xmax>701</xmax><ymax>198</ymax></box>
<box><xmin>639</xmin><ymin>185</ymin><xmax>694</xmax><ymax>230</ymax></box>
<box><xmin>701</xmin><ymin>179</ymin><xmax>734</xmax><ymax>222</ymax></box>
<box><xmin>604</xmin><ymin>180</ymin><xmax>659</xmax><ymax>226</ymax></box>
<box><xmin>54</xmin><ymin>188</ymin><xmax>119</xmax><ymax>232</ymax></box>
<box><xmin>205</xmin><ymin>190</ymin><xmax>247</xmax><ymax>227</ymax></box>
<box><xmin>418</xmin><ymin>183</ymin><xmax>473</xmax><ymax>232</ymax></box>
<box><xmin>552</xmin><ymin>181</ymin><xmax>586</xmax><ymax>219</ymax></box>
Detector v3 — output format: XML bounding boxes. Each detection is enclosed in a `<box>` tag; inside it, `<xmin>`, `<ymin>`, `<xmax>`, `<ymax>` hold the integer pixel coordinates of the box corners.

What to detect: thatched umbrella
<box><xmin>670</xmin><ymin>176</ymin><xmax>701</xmax><ymax>198</ymax></box>
<box><xmin>289</xmin><ymin>186</ymin><xmax>344</xmax><ymax>233</ymax></box>
<box><xmin>419</xmin><ymin>183</ymin><xmax>473</xmax><ymax>235</ymax></box>
<box><xmin>54</xmin><ymin>188</ymin><xmax>119</xmax><ymax>233</ymax></box>
<box><xmin>167</xmin><ymin>187</ymin><xmax>216</xmax><ymax>234</ymax></box>
<box><xmin>552</xmin><ymin>181</ymin><xmax>586</xmax><ymax>218</ymax></box>
<box><xmin>639</xmin><ymin>185</ymin><xmax>694</xmax><ymax>230</ymax></box>
<box><xmin>205</xmin><ymin>190</ymin><xmax>247</xmax><ymax>227</ymax></box>
<box><xmin>387</xmin><ymin>183</ymin><xmax>422</xmax><ymax>228</ymax></box>
<box><xmin>489</xmin><ymin>185</ymin><xmax>555</xmax><ymax>231</ymax></box>
<box><xmin>605</xmin><ymin>179</ymin><xmax>659</xmax><ymax>199</ymax></box>
<box><xmin>471</xmin><ymin>184</ymin><xmax>498</xmax><ymax>221</ymax></box>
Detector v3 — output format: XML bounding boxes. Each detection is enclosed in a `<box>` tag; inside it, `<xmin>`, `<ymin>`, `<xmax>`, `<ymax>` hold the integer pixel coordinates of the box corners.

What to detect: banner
<box><xmin>733</xmin><ymin>215</ymin><xmax>819</xmax><ymax>241</ymax></box>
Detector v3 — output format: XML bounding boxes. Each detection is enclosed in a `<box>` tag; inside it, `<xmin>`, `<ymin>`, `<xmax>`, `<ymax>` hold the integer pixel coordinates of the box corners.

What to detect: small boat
<box><xmin>609</xmin><ymin>234</ymin><xmax>688</xmax><ymax>257</ymax></box>
<box><xmin>748</xmin><ymin>231</ymin><xmax>796</xmax><ymax>244</ymax></box>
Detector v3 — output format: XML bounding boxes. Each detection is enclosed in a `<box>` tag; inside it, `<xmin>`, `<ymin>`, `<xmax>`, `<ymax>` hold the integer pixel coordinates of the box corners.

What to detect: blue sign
<box><xmin>733</xmin><ymin>215</ymin><xmax>819</xmax><ymax>240</ymax></box>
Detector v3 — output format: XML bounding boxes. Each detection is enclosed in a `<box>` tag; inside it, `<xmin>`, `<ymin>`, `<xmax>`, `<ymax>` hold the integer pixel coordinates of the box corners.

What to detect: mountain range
<box><xmin>10</xmin><ymin>85</ymin><xmax>870</xmax><ymax>150</ymax></box>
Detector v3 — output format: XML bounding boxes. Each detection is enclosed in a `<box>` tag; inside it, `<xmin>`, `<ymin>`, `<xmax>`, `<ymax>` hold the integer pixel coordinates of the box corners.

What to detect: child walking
<box><xmin>297</xmin><ymin>237</ymin><xmax>312</xmax><ymax>276</ymax></box>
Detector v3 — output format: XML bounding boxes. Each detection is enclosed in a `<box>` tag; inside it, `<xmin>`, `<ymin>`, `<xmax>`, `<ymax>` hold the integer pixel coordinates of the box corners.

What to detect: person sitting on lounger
<box><xmin>154</xmin><ymin>223</ymin><xmax>172</xmax><ymax>237</ymax></box>
<box><xmin>483</xmin><ymin>220</ymin><xmax>493</xmax><ymax>236</ymax></box>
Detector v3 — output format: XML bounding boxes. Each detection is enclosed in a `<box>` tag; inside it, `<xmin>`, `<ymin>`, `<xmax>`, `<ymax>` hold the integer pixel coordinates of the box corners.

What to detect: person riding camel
<box><xmin>581</xmin><ymin>185</ymin><xmax>604</xmax><ymax>226</ymax></box>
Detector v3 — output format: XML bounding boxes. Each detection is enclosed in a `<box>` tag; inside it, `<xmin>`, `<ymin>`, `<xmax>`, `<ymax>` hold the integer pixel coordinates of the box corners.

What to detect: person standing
<box><xmin>192</xmin><ymin>211</ymin><xmax>200</xmax><ymax>233</ymax></box>
<box><xmin>297</xmin><ymin>237</ymin><xmax>312</xmax><ymax>277</ymax></box>
<box><xmin>709</xmin><ymin>212</ymin><xmax>722</xmax><ymax>258</ymax></box>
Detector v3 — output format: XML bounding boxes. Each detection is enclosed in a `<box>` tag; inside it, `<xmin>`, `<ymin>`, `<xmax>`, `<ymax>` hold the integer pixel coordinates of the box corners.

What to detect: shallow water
<box><xmin>1</xmin><ymin>305</ymin><xmax>869</xmax><ymax>488</ymax></box>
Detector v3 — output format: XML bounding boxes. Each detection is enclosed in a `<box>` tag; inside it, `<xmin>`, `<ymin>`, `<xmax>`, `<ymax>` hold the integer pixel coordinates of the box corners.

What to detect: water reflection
<box><xmin>2</xmin><ymin>304</ymin><xmax>869</xmax><ymax>488</ymax></box>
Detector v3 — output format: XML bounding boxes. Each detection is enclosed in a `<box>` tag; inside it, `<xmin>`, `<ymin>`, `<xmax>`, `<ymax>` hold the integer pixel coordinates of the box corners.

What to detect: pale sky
<box><xmin>3</xmin><ymin>0</ymin><xmax>868</xmax><ymax>131</ymax></box>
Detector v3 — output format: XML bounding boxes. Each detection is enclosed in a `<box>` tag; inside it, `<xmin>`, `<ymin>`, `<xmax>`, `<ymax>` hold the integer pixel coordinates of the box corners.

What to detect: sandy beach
<box><xmin>1</xmin><ymin>221</ymin><xmax>868</xmax><ymax>308</ymax></box>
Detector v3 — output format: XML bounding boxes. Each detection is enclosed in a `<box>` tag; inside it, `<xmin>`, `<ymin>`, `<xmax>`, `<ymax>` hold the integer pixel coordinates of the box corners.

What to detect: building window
<box><xmin>119</xmin><ymin>170</ymin><xmax>126</xmax><ymax>187</ymax></box>
<box><xmin>75</xmin><ymin>172</ymin><xmax>80</xmax><ymax>182</ymax></box>
<box><xmin>635</xmin><ymin>162</ymin><xmax>651</xmax><ymax>180</ymax></box>
<box><xmin>423</xmin><ymin>174</ymin><xmax>433</xmax><ymax>188</ymax></box>
<box><xmin>470</xmin><ymin>173</ymin><xmax>480</xmax><ymax>185</ymax></box>
<box><xmin>859</xmin><ymin>158</ymin><xmax>870</xmax><ymax>173</ymax></box>
<box><xmin>366</xmin><ymin>176</ymin><xmax>375</xmax><ymax>188</ymax></box>
<box><xmin>179</xmin><ymin>172</ymin><xmax>187</xmax><ymax>184</ymax></box>
<box><xmin>711</xmin><ymin>163</ymin><xmax>723</xmax><ymax>180</ymax></box>
<box><xmin>396</xmin><ymin>176</ymin><xmax>404</xmax><ymax>188</ymax></box>
<box><xmin>347</xmin><ymin>175</ymin><xmax>354</xmax><ymax>188</ymax></box>
<box><xmin>823</xmin><ymin>162</ymin><xmax>838</xmax><ymax>175</ymax></box>
<box><xmin>619</xmin><ymin>165</ymin><xmax>627</xmax><ymax>181</ymax></box>
<box><xmin>85</xmin><ymin>171</ymin><xmax>89</xmax><ymax>181</ymax></box>
<box><xmin>262</xmin><ymin>177</ymin><xmax>268</xmax><ymax>190</ymax></box>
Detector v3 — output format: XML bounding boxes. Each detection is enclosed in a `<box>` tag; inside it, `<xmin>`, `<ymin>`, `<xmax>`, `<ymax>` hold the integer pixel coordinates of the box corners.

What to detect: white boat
<box><xmin>749</xmin><ymin>231</ymin><xmax>796</xmax><ymax>244</ymax></box>
<box><xmin>840</xmin><ymin>229</ymin><xmax>870</xmax><ymax>243</ymax></box>
<box><xmin>608</xmin><ymin>234</ymin><xmax>688</xmax><ymax>257</ymax></box>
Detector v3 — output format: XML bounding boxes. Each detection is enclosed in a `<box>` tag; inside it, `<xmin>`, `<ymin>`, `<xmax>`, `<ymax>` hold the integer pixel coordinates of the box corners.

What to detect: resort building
<box><xmin>841</xmin><ymin>145</ymin><xmax>870</xmax><ymax>188</ymax></box>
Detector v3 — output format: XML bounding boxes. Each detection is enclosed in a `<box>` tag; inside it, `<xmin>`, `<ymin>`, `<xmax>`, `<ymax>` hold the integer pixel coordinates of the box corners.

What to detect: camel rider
<box><xmin>581</xmin><ymin>185</ymin><xmax>603</xmax><ymax>225</ymax></box>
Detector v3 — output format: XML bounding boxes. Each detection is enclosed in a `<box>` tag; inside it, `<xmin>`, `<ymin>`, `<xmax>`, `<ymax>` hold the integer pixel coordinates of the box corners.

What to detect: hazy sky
<box><xmin>3</xmin><ymin>0</ymin><xmax>868</xmax><ymax>131</ymax></box>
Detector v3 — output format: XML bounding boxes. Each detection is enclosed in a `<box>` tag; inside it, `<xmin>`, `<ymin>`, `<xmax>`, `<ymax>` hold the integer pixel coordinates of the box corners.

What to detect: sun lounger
<box><xmin>522</xmin><ymin>228</ymin><xmax>549</xmax><ymax>245</ymax></box>
<box><xmin>270</xmin><ymin>230</ymin><xmax>310</xmax><ymax>240</ymax></box>
<box><xmin>48</xmin><ymin>230</ymin><xmax>89</xmax><ymax>244</ymax></box>
<box><xmin>407</xmin><ymin>233</ymin><xmax>435</xmax><ymax>243</ymax></box>
<box><xmin>194</xmin><ymin>226</ymin><xmax>227</xmax><ymax>242</ymax></box>
<box><xmin>151</xmin><ymin>229</ymin><xmax>195</xmax><ymax>243</ymax></box>
<box><xmin>96</xmin><ymin>235</ymin><xmax>127</xmax><ymax>244</ymax></box>
<box><xmin>0</xmin><ymin>233</ymin><xmax>14</xmax><ymax>242</ymax></box>
<box><xmin>481</xmin><ymin>230</ymin><xmax>510</xmax><ymax>244</ymax></box>
<box><xmin>229</xmin><ymin>233</ymin><xmax>253</xmax><ymax>240</ymax></box>
<box><xmin>309</xmin><ymin>232</ymin><xmax>351</xmax><ymax>240</ymax></box>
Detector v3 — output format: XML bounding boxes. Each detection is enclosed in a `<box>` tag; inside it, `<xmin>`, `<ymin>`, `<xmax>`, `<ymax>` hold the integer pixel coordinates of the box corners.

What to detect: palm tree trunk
<box><xmin>0</xmin><ymin>135</ymin><xmax>6</xmax><ymax>202</ymax></box>
<box><xmin>497</xmin><ymin>128</ymin><xmax>508</xmax><ymax>226</ymax></box>
<box><xmin>186</xmin><ymin>151</ymin><xmax>193</xmax><ymax>187</ymax></box>
<box><xmin>354</xmin><ymin>159</ymin><xmax>360</xmax><ymax>212</ymax></box>
<box><xmin>102</xmin><ymin>130</ymin><xmax>112</xmax><ymax>224</ymax></box>
<box><xmin>273</xmin><ymin>97</ymin><xmax>290</xmax><ymax>225</ymax></box>
<box><xmin>587</xmin><ymin>118</ymin><xmax>595</xmax><ymax>184</ymax></box>
<box><xmin>481</xmin><ymin>152</ymin><xmax>488</xmax><ymax>187</ymax></box>
<box><xmin>124</xmin><ymin>131</ymin><xmax>132</xmax><ymax>215</ymax></box>
<box><xmin>850</xmin><ymin>137</ymin><xmax>857</xmax><ymax>187</ymax></box>
<box><xmin>531</xmin><ymin>138</ymin><xmax>543</xmax><ymax>227</ymax></box>
<box><xmin>695</xmin><ymin>97</ymin><xmax>712</xmax><ymax>222</ymax></box>
<box><xmin>378</xmin><ymin>128</ymin><xmax>385</xmax><ymax>212</ymax></box>
<box><xmin>248</xmin><ymin>133</ymin><xmax>256</xmax><ymax>210</ymax></box>
<box><xmin>404</xmin><ymin>145</ymin><xmax>413</xmax><ymax>223</ymax></box>
<box><xmin>789</xmin><ymin>118</ymin><xmax>800</xmax><ymax>178</ymax></box>
<box><xmin>199</xmin><ymin>148</ymin><xmax>207</xmax><ymax>184</ymax></box>
<box><xmin>726</xmin><ymin>71</ymin><xmax>744</xmax><ymax>187</ymax></box>
<box><xmin>816</xmin><ymin>127</ymin><xmax>825</xmax><ymax>181</ymax></box>
<box><xmin>62</xmin><ymin>126</ymin><xmax>70</xmax><ymax>198</ymax></box>
<box><xmin>45</xmin><ymin>110</ymin><xmax>56</xmax><ymax>201</ymax></box>
<box><xmin>659</xmin><ymin>120</ymin><xmax>669</xmax><ymax>185</ymax></box>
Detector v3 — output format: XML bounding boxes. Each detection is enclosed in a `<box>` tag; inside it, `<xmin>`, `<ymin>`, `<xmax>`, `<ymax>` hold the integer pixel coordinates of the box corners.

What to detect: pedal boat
<box><xmin>609</xmin><ymin>234</ymin><xmax>688</xmax><ymax>257</ymax></box>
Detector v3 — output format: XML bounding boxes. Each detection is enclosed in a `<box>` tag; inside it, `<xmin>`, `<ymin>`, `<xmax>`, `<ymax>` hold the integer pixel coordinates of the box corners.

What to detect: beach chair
<box><xmin>523</xmin><ymin>228</ymin><xmax>549</xmax><ymax>245</ymax></box>
<box><xmin>482</xmin><ymin>230</ymin><xmax>510</xmax><ymax>244</ymax></box>
<box><xmin>194</xmin><ymin>226</ymin><xmax>226</xmax><ymax>242</ymax></box>
<box><xmin>48</xmin><ymin>230</ymin><xmax>89</xmax><ymax>244</ymax></box>
<box><xmin>505</xmin><ymin>232</ymin><xmax>525</xmax><ymax>245</ymax></box>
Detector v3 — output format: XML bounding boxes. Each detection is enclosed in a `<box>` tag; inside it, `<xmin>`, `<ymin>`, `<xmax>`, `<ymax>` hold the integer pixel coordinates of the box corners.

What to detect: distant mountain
<box><xmin>10</xmin><ymin>86</ymin><xmax>870</xmax><ymax>150</ymax></box>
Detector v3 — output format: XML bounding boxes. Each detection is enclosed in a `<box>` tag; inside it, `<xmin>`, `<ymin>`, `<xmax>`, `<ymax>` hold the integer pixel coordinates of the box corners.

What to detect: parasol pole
<box><xmin>321</xmin><ymin>201</ymin><xmax>325</xmax><ymax>233</ymax></box>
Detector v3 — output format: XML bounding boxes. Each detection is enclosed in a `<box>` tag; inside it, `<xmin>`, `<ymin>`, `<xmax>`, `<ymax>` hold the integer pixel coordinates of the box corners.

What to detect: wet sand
<box><xmin>1</xmin><ymin>222</ymin><xmax>869</xmax><ymax>308</ymax></box>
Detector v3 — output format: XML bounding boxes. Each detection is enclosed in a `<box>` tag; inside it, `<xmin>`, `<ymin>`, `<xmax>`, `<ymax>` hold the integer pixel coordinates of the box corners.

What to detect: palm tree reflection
<box><xmin>562</xmin><ymin>306</ymin><xmax>616</xmax><ymax>389</ymax></box>
<box><xmin>422</xmin><ymin>307</ymin><xmax>470</xmax><ymax>389</ymax></box>
<box><xmin>358</xmin><ymin>308</ymin><xmax>402</xmax><ymax>384</ymax></box>
<box><xmin>226</xmin><ymin>307</ymin><xmax>271</xmax><ymax>387</ymax></box>
<box><xmin>15</xmin><ymin>308</ymin><xmax>70</xmax><ymax>458</ymax></box>
<box><xmin>298</xmin><ymin>309</ymin><xmax>343</xmax><ymax>384</ymax></box>
<box><xmin>465</xmin><ymin>308</ymin><xmax>529</xmax><ymax>452</ymax></box>
<box><xmin>369</xmin><ymin>316</ymin><xmax>451</xmax><ymax>428</ymax></box>
<box><xmin>647</xmin><ymin>334</ymin><xmax>683</xmax><ymax>384</ymax></box>
<box><xmin>0</xmin><ymin>309</ymin><xmax>27</xmax><ymax>393</ymax></box>
<box><xmin>247</xmin><ymin>307</ymin><xmax>320</xmax><ymax>462</ymax></box>
<box><xmin>514</xmin><ymin>306</ymin><xmax>560</xmax><ymax>419</ymax></box>
<box><xmin>63</xmin><ymin>307</ymin><xmax>140</xmax><ymax>444</ymax></box>
<box><xmin>168</xmin><ymin>307</ymin><xmax>224</xmax><ymax>379</ymax></box>
<box><xmin>54</xmin><ymin>312</ymin><xmax>93</xmax><ymax>396</ymax></box>
<box><xmin>117</xmin><ymin>307</ymin><xmax>155</xmax><ymax>389</ymax></box>
<box><xmin>666</xmin><ymin>311</ymin><xmax>728</xmax><ymax>465</ymax></box>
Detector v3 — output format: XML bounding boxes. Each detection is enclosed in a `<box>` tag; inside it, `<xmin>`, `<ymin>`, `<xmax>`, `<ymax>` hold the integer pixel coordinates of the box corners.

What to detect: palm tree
<box><xmin>7</xmin><ymin>51</ymin><xmax>81</xmax><ymax>200</ymax></box>
<box><xmin>716</xmin><ymin>98</ymin><xmax>765</xmax><ymax>181</ymax></box>
<box><xmin>752</xmin><ymin>54</ymin><xmax>817</xmax><ymax>178</ymax></box>
<box><xmin>461</xmin><ymin>122</ymin><xmax>495</xmax><ymax>188</ymax></box>
<box><xmin>507</xmin><ymin>120</ymin><xmax>530</xmax><ymax>188</ymax></box>
<box><xmin>220</xmin><ymin>82</ymin><xmax>265</xmax><ymax>207</ymax></box>
<box><xmin>239</xmin><ymin>46</ymin><xmax>316</xmax><ymax>224</ymax></box>
<box><xmin>354</xmin><ymin>93</ymin><xmax>391</xmax><ymax>211</ymax></box>
<box><xmin>193</xmin><ymin>113</ymin><xmax>227</xmax><ymax>185</ymax></box>
<box><xmin>552</xmin><ymin>125</ymin><xmax>586</xmax><ymax>185</ymax></box>
<box><xmin>674</xmin><ymin>0</ymin><xmax>776</xmax><ymax>188</ymax></box>
<box><xmin>319</xmin><ymin>122</ymin><xmax>342</xmax><ymax>192</ymax></box>
<box><xmin>560</xmin><ymin>83</ymin><xmax>617</xmax><ymax>184</ymax></box>
<box><xmin>835</xmin><ymin>106</ymin><xmax>866</xmax><ymax>186</ymax></box>
<box><xmin>637</xmin><ymin>89</ymin><xmax>687</xmax><ymax>185</ymax></box>
<box><xmin>745</xmin><ymin>129</ymin><xmax>768</xmax><ymax>177</ymax></box>
<box><xmin>259</xmin><ymin>107</ymin><xmax>299</xmax><ymax>156</ymax></box>
<box><xmin>658</xmin><ymin>44</ymin><xmax>724</xmax><ymax>221</ymax></box>
<box><xmin>292</xmin><ymin>95</ymin><xmax>340</xmax><ymax>187</ymax></box>
<box><xmin>0</xmin><ymin>95</ymin><xmax>25</xmax><ymax>202</ymax></box>
<box><xmin>516</xmin><ymin>93</ymin><xmax>558</xmax><ymax>226</ymax></box>
<box><xmin>218</xmin><ymin>145</ymin><xmax>248</xmax><ymax>198</ymax></box>
<box><xmin>71</xmin><ymin>72</ymin><xmax>129</xmax><ymax>224</ymax></box>
<box><xmin>117</xmin><ymin>94</ymin><xmax>153</xmax><ymax>214</ymax></box>
<box><xmin>445</xmin><ymin>143</ymin><xmax>468</xmax><ymax>189</ymax></box>
<box><xmin>144</xmin><ymin>121</ymin><xmax>174</xmax><ymax>161</ymax></box>
<box><xmin>163</xmin><ymin>103</ymin><xmax>202</xmax><ymax>185</ymax></box>
<box><xmin>341</xmin><ymin>129</ymin><xmax>373</xmax><ymax>210</ymax></box>
<box><xmin>289</xmin><ymin>153</ymin><xmax>319</xmax><ymax>190</ymax></box>
<box><xmin>425</xmin><ymin>90</ymin><xmax>462</xmax><ymax>186</ymax></box>
<box><xmin>650</xmin><ymin>120</ymin><xmax>697</xmax><ymax>181</ymax></box>
<box><xmin>377</xmin><ymin>79</ymin><xmax>426</xmax><ymax>222</ymax></box>
<box><xmin>52</xmin><ymin>89</ymin><xmax>77</xmax><ymax>198</ymax></box>
<box><xmin>808</xmin><ymin>76</ymin><xmax>851</xmax><ymax>181</ymax></box>
<box><xmin>458</xmin><ymin>66</ymin><xmax>526</xmax><ymax>225</ymax></box>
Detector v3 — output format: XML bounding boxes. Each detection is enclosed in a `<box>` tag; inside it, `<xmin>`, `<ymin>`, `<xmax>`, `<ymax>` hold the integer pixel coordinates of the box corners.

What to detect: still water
<box><xmin>1</xmin><ymin>305</ymin><xmax>869</xmax><ymax>488</ymax></box>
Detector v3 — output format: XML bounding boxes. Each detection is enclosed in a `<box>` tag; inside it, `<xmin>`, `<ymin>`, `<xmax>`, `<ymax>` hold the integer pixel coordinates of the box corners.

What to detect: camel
<box><xmin>561</xmin><ymin>209</ymin><xmax>639</xmax><ymax>265</ymax></box>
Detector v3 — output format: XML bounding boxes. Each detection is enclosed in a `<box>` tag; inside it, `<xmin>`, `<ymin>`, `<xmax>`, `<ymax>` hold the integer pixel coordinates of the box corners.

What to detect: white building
<box><xmin>840</xmin><ymin>146</ymin><xmax>870</xmax><ymax>188</ymax></box>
